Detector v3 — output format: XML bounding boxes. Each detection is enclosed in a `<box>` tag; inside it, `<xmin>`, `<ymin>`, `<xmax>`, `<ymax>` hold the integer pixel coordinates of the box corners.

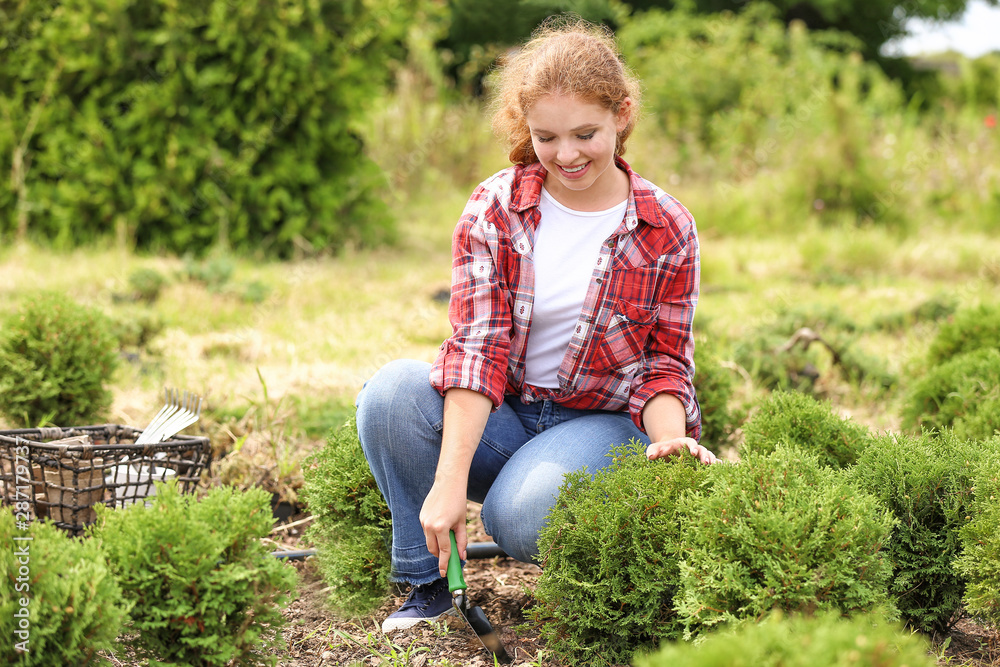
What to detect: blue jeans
<box><xmin>356</xmin><ymin>359</ymin><xmax>649</xmax><ymax>585</ymax></box>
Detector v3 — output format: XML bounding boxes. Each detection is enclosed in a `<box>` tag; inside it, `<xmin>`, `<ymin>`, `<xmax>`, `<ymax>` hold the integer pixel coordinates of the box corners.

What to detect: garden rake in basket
<box><xmin>136</xmin><ymin>388</ymin><xmax>203</xmax><ymax>445</ymax></box>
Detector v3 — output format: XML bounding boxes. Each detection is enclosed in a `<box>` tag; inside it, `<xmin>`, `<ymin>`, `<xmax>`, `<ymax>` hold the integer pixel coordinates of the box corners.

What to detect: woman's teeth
<box><xmin>562</xmin><ymin>164</ymin><xmax>586</xmax><ymax>173</ymax></box>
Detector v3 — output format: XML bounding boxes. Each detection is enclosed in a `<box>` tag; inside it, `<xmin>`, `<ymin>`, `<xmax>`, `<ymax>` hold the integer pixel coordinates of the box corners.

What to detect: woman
<box><xmin>356</xmin><ymin>18</ymin><xmax>716</xmax><ymax>633</ymax></box>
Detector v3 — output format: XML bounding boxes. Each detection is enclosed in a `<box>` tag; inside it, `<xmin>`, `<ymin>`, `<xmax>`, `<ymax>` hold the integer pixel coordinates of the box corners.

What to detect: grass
<box><xmin>2</xmin><ymin>192</ymin><xmax>998</xmax><ymax>454</ymax></box>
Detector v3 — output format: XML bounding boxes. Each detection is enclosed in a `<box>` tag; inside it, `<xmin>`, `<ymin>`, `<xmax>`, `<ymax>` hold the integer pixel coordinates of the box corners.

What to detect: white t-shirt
<box><xmin>524</xmin><ymin>188</ymin><xmax>628</xmax><ymax>388</ymax></box>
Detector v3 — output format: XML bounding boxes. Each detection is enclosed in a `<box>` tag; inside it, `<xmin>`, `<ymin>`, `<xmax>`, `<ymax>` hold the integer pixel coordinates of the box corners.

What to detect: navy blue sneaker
<box><xmin>381</xmin><ymin>577</ymin><xmax>456</xmax><ymax>632</ymax></box>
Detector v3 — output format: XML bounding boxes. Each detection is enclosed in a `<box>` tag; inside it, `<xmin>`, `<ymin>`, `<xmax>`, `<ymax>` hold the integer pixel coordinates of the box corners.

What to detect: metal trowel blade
<box><xmin>452</xmin><ymin>595</ymin><xmax>512</xmax><ymax>664</ymax></box>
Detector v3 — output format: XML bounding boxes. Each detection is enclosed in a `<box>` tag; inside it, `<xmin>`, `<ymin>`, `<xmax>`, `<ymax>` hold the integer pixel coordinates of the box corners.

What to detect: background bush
<box><xmin>0</xmin><ymin>292</ymin><xmax>119</xmax><ymax>427</ymax></box>
<box><xmin>619</xmin><ymin>5</ymin><xmax>908</xmax><ymax>231</ymax></box>
<box><xmin>740</xmin><ymin>390</ymin><xmax>871</xmax><ymax>468</ymax></box>
<box><xmin>127</xmin><ymin>267</ymin><xmax>168</xmax><ymax>303</ymax></box>
<box><xmin>633</xmin><ymin>610</ymin><xmax>936</xmax><ymax>667</ymax></box>
<box><xmin>724</xmin><ymin>304</ymin><xmax>890</xmax><ymax>395</ymax></box>
<box><xmin>926</xmin><ymin>303</ymin><xmax>1000</xmax><ymax>366</ymax></box>
<box><xmin>0</xmin><ymin>0</ymin><xmax>435</xmax><ymax>257</ymax></box>
<box><xmin>0</xmin><ymin>509</ymin><xmax>130</xmax><ymax>665</ymax></box>
<box><xmin>955</xmin><ymin>442</ymin><xmax>1000</xmax><ymax>631</ymax></box>
<box><xmin>301</xmin><ymin>417</ymin><xmax>393</xmax><ymax>618</ymax></box>
<box><xmin>675</xmin><ymin>446</ymin><xmax>896</xmax><ymax>636</ymax></box>
<box><xmin>850</xmin><ymin>431</ymin><xmax>996</xmax><ymax>635</ymax></box>
<box><xmin>529</xmin><ymin>442</ymin><xmax>709</xmax><ymax>665</ymax></box>
<box><xmin>692</xmin><ymin>335</ymin><xmax>739</xmax><ymax>452</ymax></box>
<box><xmin>92</xmin><ymin>482</ymin><xmax>298</xmax><ymax>666</ymax></box>
<box><xmin>901</xmin><ymin>348</ymin><xmax>1000</xmax><ymax>441</ymax></box>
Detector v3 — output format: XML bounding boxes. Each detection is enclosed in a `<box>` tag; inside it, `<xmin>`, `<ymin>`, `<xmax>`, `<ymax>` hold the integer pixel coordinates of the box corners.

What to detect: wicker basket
<box><xmin>0</xmin><ymin>424</ymin><xmax>211</xmax><ymax>535</ymax></box>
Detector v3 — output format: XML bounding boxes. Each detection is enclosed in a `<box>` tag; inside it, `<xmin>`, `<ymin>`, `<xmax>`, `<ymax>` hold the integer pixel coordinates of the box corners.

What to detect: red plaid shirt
<box><xmin>430</xmin><ymin>157</ymin><xmax>701</xmax><ymax>438</ymax></box>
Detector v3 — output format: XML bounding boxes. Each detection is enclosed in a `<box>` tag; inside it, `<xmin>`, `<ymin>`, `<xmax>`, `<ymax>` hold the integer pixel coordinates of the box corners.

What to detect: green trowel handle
<box><xmin>447</xmin><ymin>530</ymin><xmax>467</xmax><ymax>592</ymax></box>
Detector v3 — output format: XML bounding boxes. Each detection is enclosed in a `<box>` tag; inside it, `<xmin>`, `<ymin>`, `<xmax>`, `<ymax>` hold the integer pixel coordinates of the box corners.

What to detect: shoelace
<box><xmin>399</xmin><ymin>579</ymin><xmax>445</xmax><ymax>611</ymax></box>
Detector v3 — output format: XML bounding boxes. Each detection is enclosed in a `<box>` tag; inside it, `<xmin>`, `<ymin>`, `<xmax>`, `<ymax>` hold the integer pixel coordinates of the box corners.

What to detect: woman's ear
<box><xmin>616</xmin><ymin>97</ymin><xmax>634</xmax><ymax>132</ymax></box>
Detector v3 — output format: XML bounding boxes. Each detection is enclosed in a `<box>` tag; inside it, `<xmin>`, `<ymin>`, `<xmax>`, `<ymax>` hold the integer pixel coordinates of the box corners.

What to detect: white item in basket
<box><xmin>106</xmin><ymin>465</ymin><xmax>177</xmax><ymax>507</ymax></box>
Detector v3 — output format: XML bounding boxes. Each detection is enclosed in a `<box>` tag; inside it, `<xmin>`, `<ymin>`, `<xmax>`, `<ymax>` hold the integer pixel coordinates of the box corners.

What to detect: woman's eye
<box><xmin>536</xmin><ymin>136</ymin><xmax>554</xmax><ymax>143</ymax></box>
<box><xmin>578</xmin><ymin>132</ymin><xmax>595</xmax><ymax>140</ymax></box>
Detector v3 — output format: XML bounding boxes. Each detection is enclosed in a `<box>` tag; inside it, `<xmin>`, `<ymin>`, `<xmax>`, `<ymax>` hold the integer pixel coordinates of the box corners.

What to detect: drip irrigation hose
<box><xmin>271</xmin><ymin>541</ymin><xmax>508</xmax><ymax>561</ymax></box>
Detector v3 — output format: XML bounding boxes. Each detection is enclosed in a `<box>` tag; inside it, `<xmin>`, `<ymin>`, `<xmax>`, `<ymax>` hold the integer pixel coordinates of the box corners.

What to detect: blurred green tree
<box><xmin>0</xmin><ymin>0</ymin><xmax>434</xmax><ymax>256</ymax></box>
<box><xmin>438</xmin><ymin>0</ymin><xmax>996</xmax><ymax>88</ymax></box>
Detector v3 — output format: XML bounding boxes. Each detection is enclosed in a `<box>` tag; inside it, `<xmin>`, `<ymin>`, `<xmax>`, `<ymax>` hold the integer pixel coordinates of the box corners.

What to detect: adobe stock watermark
<box><xmin>715</xmin><ymin>83</ymin><xmax>830</xmax><ymax>199</ymax></box>
<box><xmin>857</xmin><ymin>130</ymin><xmax>958</xmax><ymax>223</ymax></box>
<box><xmin>10</xmin><ymin>437</ymin><xmax>34</xmax><ymax>655</ymax></box>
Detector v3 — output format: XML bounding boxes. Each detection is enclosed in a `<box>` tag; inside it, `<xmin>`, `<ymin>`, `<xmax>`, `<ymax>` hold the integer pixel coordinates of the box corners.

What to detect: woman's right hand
<box><xmin>419</xmin><ymin>477</ymin><xmax>469</xmax><ymax>578</ymax></box>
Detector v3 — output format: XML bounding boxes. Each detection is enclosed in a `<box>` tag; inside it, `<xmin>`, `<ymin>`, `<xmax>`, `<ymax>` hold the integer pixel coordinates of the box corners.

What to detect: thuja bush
<box><xmin>301</xmin><ymin>417</ymin><xmax>393</xmax><ymax>617</ymax></box>
<box><xmin>0</xmin><ymin>509</ymin><xmax>129</xmax><ymax>665</ymax></box>
<box><xmin>926</xmin><ymin>303</ymin><xmax>1000</xmax><ymax>366</ymax></box>
<box><xmin>849</xmin><ymin>431</ymin><xmax>994</xmax><ymax>635</ymax></box>
<box><xmin>0</xmin><ymin>0</ymin><xmax>430</xmax><ymax>256</ymax></box>
<box><xmin>92</xmin><ymin>482</ymin><xmax>298</xmax><ymax>666</ymax></box>
<box><xmin>740</xmin><ymin>390</ymin><xmax>871</xmax><ymax>469</ymax></box>
<box><xmin>0</xmin><ymin>292</ymin><xmax>119</xmax><ymax>427</ymax></box>
<box><xmin>902</xmin><ymin>348</ymin><xmax>1000</xmax><ymax>441</ymax></box>
<box><xmin>955</xmin><ymin>442</ymin><xmax>1000</xmax><ymax>630</ymax></box>
<box><xmin>633</xmin><ymin>610</ymin><xmax>936</xmax><ymax>667</ymax></box>
<box><xmin>529</xmin><ymin>442</ymin><xmax>709</xmax><ymax>665</ymax></box>
<box><xmin>675</xmin><ymin>446</ymin><xmax>896</xmax><ymax>636</ymax></box>
<box><xmin>693</xmin><ymin>336</ymin><xmax>739</xmax><ymax>452</ymax></box>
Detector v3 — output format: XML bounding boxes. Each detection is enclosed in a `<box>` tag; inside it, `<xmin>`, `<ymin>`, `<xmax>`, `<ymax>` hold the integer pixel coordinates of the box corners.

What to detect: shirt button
<box><xmin>595</xmin><ymin>278</ymin><xmax>603</xmax><ymax>284</ymax></box>
<box><xmin>607</xmin><ymin>240</ymin><xmax>615</xmax><ymax>248</ymax></box>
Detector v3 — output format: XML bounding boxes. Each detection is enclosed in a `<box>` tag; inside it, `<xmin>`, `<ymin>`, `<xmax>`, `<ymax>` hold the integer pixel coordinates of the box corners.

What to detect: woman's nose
<box><xmin>556</xmin><ymin>141</ymin><xmax>579</xmax><ymax>164</ymax></box>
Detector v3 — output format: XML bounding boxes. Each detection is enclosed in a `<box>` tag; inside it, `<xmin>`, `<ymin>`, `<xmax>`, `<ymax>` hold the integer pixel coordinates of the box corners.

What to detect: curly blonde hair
<box><xmin>490</xmin><ymin>17</ymin><xmax>642</xmax><ymax>166</ymax></box>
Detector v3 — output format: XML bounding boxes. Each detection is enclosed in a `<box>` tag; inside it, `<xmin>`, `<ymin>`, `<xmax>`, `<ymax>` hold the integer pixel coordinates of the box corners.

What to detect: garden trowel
<box><xmin>447</xmin><ymin>531</ymin><xmax>513</xmax><ymax>664</ymax></box>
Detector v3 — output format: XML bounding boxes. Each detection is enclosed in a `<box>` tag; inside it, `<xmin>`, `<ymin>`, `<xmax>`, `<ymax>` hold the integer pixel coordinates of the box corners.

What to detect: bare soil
<box><xmin>278</xmin><ymin>506</ymin><xmax>548</xmax><ymax>666</ymax></box>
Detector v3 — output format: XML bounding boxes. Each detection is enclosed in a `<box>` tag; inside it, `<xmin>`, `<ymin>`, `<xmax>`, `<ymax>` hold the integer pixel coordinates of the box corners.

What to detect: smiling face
<box><xmin>525</xmin><ymin>93</ymin><xmax>632</xmax><ymax>211</ymax></box>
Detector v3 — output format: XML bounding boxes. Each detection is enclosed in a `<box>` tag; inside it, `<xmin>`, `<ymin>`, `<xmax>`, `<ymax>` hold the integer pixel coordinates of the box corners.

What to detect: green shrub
<box><xmin>0</xmin><ymin>0</ymin><xmax>428</xmax><ymax>256</ymax></box>
<box><xmin>902</xmin><ymin>348</ymin><xmax>1000</xmax><ymax>441</ymax></box>
<box><xmin>952</xmin><ymin>397</ymin><xmax>1000</xmax><ymax>441</ymax></box>
<box><xmin>92</xmin><ymin>482</ymin><xmax>298</xmax><ymax>666</ymax></box>
<box><xmin>0</xmin><ymin>292</ymin><xmax>119</xmax><ymax>427</ymax></box>
<box><xmin>239</xmin><ymin>280</ymin><xmax>272</xmax><ymax>305</ymax></box>
<box><xmin>954</xmin><ymin>442</ymin><xmax>1000</xmax><ymax>630</ymax></box>
<box><xmin>693</xmin><ymin>336</ymin><xmax>739</xmax><ymax>452</ymax></box>
<box><xmin>675</xmin><ymin>446</ymin><xmax>896</xmax><ymax>636</ymax></box>
<box><xmin>301</xmin><ymin>417</ymin><xmax>393</xmax><ymax>618</ymax></box>
<box><xmin>128</xmin><ymin>267</ymin><xmax>168</xmax><ymax>303</ymax></box>
<box><xmin>108</xmin><ymin>309</ymin><xmax>165</xmax><ymax>353</ymax></box>
<box><xmin>740</xmin><ymin>391</ymin><xmax>870</xmax><ymax>468</ymax></box>
<box><xmin>730</xmin><ymin>328</ymin><xmax>822</xmax><ymax>393</ymax></box>
<box><xmin>926</xmin><ymin>303</ymin><xmax>1000</xmax><ymax>366</ymax></box>
<box><xmin>633</xmin><ymin>610</ymin><xmax>935</xmax><ymax>667</ymax></box>
<box><xmin>529</xmin><ymin>442</ymin><xmax>709</xmax><ymax>665</ymax></box>
<box><xmin>871</xmin><ymin>294</ymin><xmax>958</xmax><ymax>333</ymax></box>
<box><xmin>0</xmin><ymin>509</ymin><xmax>129</xmax><ymax>665</ymax></box>
<box><xmin>727</xmin><ymin>305</ymin><xmax>883</xmax><ymax>395</ymax></box>
<box><xmin>850</xmin><ymin>431</ymin><xmax>995</xmax><ymax>635</ymax></box>
<box><xmin>182</xmin><ymin>254</ymin><xmax>236</xmax><ymax>291</ymax></box>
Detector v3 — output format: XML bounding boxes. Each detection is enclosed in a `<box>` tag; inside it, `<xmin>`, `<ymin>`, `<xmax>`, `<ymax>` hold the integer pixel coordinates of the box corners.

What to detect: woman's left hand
<box><xmin>646</xmin><ymin>437</ymin><xmax>717</xmax><ymax>465</ymax></box>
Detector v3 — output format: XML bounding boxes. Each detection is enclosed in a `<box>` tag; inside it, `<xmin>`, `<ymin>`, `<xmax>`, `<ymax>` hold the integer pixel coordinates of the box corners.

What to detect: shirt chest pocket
<box><xmin>592</xmin><ymin>299</ymin><xmax>660</xmax><ymax>373</ymax></box>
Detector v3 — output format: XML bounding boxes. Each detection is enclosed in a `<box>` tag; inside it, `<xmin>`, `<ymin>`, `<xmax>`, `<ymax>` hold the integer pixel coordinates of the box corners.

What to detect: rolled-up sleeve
<box><xmin>429</xmin><ymin>187</ymin><xmax>512</xmax><ymax>409</ymax></box>
<box><xmin>628</xmin><ymin>224</ymin><xmax>701</xmax><ymax>439</ymax></box>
